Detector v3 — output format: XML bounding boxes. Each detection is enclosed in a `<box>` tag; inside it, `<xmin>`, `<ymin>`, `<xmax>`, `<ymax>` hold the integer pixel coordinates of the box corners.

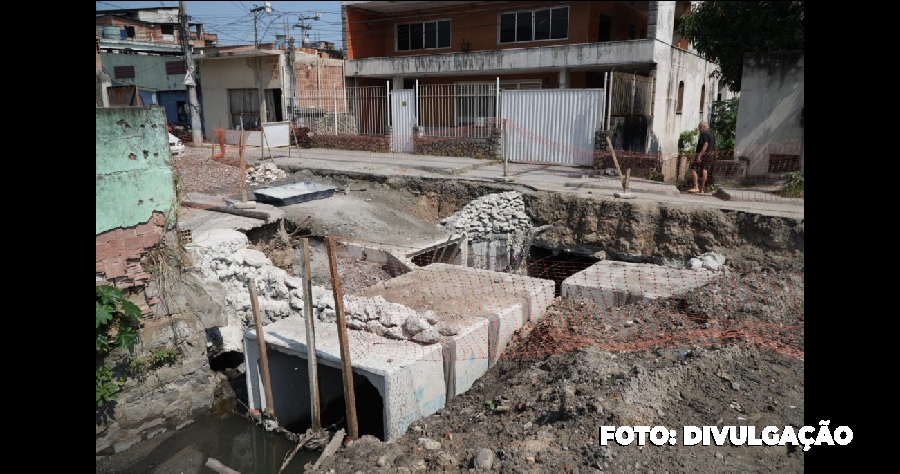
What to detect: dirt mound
<box><xmin>307</xmin><ymin>269</ymin><xmax>804</xmax><ymax>472</ymax></box>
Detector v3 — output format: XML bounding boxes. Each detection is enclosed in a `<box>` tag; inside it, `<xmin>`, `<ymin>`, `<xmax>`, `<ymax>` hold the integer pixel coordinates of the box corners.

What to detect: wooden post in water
<box><xmin>325</xmin><ymin>236</ymin><xmax>359</xmax><ymax>440</ymax></box>
<box><xmin>249</xmin><ymin>277</ymin><xmax>276</xmax><ymax>420</ymax></box>
<box><xmin>300</xmin><ymin>238</ymin><xmax>322</xmax><ymax>431</ymax></box>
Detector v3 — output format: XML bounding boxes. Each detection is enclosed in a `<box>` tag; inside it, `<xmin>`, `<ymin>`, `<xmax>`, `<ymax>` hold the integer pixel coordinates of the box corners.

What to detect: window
<box><xmin>229</xmin><ymin>88</ymin><xmax>260</xmax><ymax>129</ymax></box>
<box><xmin>397</xmin><ymin>20</ymin><xmax>450</xmax><ymax>51</ymax></box>
<box><xmin>125</xmin><ymin>26</ymin><xmax>136</xmax><ymax>38</ymax></box>
<box><xmin>456</xmin><ymin>81</ymin><xmax>540</xmax><ymax>126</ymax></box>
<box><xmin>499</xmin><ymin>6</ymin><xmax>568</xmax><ymax>43</ymax></box>
<box><xmin>699</xmin><ymin>85</ymin><xmax>706</xmax><ymax>114</ymax></box>
<box><xmin>598</xmin><ymin>14</ymin><xmax>612</xmax><ymax>42</ymax></box>
<box><xmin>161</xmin><ymin>24</ymin><xmax>175</xmax><ymax>41</ymax></box>
<box><xmin>166</xmin><ymin>61</ymin><xmax>187</xmax><ymax>75</ymax></box>
<box><xmin>114</xmin><ymin>65</ymin><xmax>135</xmax><ymax>79</ymax></box>
<box><xmin>676</xmin><ymin>81</ymin><xmax>684</xmax><ymax>114</ymax></box>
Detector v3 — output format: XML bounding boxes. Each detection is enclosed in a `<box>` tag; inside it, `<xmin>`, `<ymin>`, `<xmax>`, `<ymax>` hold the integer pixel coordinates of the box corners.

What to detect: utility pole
<box><xmin>251</xmin><ymin>3</ymin><xmax>272</xmax><ymax>127</ymax></box>
<box><xmin>179</xmin><ymin>1</ymin><xmax>203</xmax><ymax>145</ymax></box>
<box><xmin>287</xmin><ymin>35</ymin><xmax>297</xmax><ymax>125</ymax></box>
<box><xmin>294</xmin><ymin>12</ymin><xmax>321</xmax><ymax>49</ymax></box>
<box><xmin>294</xmin><ymin>13</ymin><xmax>322</xmax><ymax>111</ymax></box>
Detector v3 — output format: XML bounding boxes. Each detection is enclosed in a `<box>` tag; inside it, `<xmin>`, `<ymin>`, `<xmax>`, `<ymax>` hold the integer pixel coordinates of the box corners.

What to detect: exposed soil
<box><xmin>305</xmin><ymin>268</ymin><xmax>804</xmax><ymax>473</ymax></box>
<box><xmin>171</xmin><ymin>149</ymin><xmax>806</xmax><ymax>473</ymax></box>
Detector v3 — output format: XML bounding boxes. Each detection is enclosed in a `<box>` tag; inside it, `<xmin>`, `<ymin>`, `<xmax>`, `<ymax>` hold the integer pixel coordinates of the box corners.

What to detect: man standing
<box><xmin>688</xmin><ymin>121</ymin><xmax>716</xmax><ymax>193</ymax></box>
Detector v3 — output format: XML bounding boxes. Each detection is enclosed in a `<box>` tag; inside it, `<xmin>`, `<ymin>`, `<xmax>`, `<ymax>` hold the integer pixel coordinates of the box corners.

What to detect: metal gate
<box><xmin>390</xmin><ymin>89</ymin><xmax>416</xmax><ymax>152</ymax></box>
<box><xmin>500</xmin><ymin>89</ymin><xmax>605</xmax><ymax>165</ymax></box>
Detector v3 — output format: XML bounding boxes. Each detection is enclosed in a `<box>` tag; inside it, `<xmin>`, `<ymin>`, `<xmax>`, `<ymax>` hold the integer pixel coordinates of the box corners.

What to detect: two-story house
<box><xmin>96</xmin><ymin>7</ymin><xmax>217</xmax><ymax>131</ymax></box>
<box><xmin>340</xmin><ymin>1</ymin><xmax>732</xmax><ymax>164</ymax></box>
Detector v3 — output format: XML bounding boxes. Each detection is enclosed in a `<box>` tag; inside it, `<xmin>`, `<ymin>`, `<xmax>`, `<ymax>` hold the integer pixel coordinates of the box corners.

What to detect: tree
<box><xmin>677</xmin><ymin>2</ymin><xmax>804</xmax><ymax>92</ymax></box>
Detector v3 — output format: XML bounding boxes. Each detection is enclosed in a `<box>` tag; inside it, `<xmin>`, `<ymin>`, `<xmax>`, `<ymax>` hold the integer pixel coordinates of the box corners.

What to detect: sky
<box><xmin>96</xmin><ymin>1</ymin><xmax>344</xmax><ymax>48</ymax></box>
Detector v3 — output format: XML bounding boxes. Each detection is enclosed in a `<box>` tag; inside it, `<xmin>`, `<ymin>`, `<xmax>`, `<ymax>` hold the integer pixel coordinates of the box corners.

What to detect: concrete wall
<box><xmin>195</xmin><ymin>52</ymin><xmax>284</xmax><ymax>138</ymax></box>
<box><xmin>198</xmin><ymin>50</ymin><xmax>345</xmax><ymax>140</ymax></box>
<box><xmin>96</xmin><ymin>106</ymin><xmax>176</xmax><ymax>296</ymax></box>
<box><xmin>100</xmin><ymin>53</ymin><xmax>189</xmax><ymax>94</ymax></box>
<box><xmin>734</xmin><ymin>51</ymin><xmax>804</xmax><ymax>177</ymax></box>
<box><xmin>650</xmin><ymin>40</ymin><xmax>719</xmax><ymax>158</ymax></box>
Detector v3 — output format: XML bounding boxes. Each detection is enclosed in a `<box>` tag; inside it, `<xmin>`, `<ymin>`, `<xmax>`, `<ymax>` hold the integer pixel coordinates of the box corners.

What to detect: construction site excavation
<box><xmin>128</xmin><ymin>142</ymin><xmax>805</xmax><ymax>473</ymax></box>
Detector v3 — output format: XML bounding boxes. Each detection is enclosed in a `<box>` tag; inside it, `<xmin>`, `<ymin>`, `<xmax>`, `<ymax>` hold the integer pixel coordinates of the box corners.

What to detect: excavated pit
<box><xmin>239</xmin><ymin>173</ymin><xmax>802</xmax><ymax>442</ymax></box>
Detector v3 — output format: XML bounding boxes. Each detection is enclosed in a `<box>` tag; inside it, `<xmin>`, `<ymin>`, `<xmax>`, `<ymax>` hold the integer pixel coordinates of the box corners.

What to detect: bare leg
<box><xmin>700</xmin><ymin>170</ymin><xmax>708</xmax><ymax>193</ymax></box>
<box><xmin>690</xmin><ymin>170</ymin><xmax>699</xmax><ymax>192</ymax></box>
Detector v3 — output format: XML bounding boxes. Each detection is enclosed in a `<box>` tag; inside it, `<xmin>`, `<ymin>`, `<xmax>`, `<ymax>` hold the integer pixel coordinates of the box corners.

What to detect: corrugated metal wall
<box><xmin>501</xmin><ymin>89</ymin><xmax>605</xmax><ymax>166</ymax></box>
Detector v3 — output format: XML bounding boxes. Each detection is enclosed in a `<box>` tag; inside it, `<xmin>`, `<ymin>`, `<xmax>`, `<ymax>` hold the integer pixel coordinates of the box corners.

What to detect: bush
<box><xmin>679</xmin><ymin>129</ymin><xmax>699</xmax><ymax>155</ymax></box>
<box><xmin>779</xmin><ymin>171</ymin><xmax>804</xmax><ymax>198</ymax></box>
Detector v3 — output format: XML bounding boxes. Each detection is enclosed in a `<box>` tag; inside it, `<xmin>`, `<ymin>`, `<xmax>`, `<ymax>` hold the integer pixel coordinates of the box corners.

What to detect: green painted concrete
<box><xmin>96</xmin><ymin>106</ymin><xmax>176</xmax><ymax>235</ymax></box>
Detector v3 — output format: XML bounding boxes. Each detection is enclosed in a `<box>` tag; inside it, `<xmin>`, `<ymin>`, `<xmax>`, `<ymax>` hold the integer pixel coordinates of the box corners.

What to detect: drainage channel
<box><xmin>237</xmin><ymin>188</ymin><xmax>723</xmax><ymax>446</ymax></box>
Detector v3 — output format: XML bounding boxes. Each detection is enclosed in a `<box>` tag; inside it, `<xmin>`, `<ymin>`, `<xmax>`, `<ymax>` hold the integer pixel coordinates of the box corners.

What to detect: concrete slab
<box><xmin>253</xmin><ymin>181</ymin><xmax>337</xmax><ymax>206</ymax></box>
<box><xmin>177</xmin><ymin>208</ymin><xmax>265</xmax><ymax>233</ymax></box>
<box><xmin>561</xmin><ymin>260</ymin><xmax>720</xmax><ymax>309</ymax></box>
<box><xmin>244</xmin><ymin>263</ymin><xmax>555</xmax><ymax>441</ymax></box>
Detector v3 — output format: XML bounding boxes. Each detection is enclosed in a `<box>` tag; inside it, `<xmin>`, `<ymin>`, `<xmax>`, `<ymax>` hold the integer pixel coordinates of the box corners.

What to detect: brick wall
<box><xmin>345</xmin><ymin>1</ymin><xmax>650</xmax><ymax>59</ymax></box>
<box><xmin>96</xmin><ymin>212</ymin><xmax>166</xmax><ymax>311</ymax></box>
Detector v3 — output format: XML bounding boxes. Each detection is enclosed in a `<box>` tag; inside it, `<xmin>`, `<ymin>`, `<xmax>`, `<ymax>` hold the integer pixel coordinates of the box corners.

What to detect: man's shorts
<box><xmin>690</xmin><ymin>160</ymin><xmax>712</xmax><ymax>171</ymax></box>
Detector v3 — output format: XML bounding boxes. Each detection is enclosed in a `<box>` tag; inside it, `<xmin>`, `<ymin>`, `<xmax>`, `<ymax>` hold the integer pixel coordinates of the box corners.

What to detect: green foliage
<box><xmin>484</xmin><ymin>399</ymin><xmax>497</xmax><ymax>411</ymax></box>
<box><xmin>96</xmin><ymin>365</ymin><xmax>125</xmax><ymax>409</ymax></box>
<box><xmin>678</xmin><ymin>129</ymin><xmax>699</xmax><ymax>154</ymax></box>
<box><xmin>96</xmin><ymin>285</ymin><xmax>141</xmax><ymax>355</ymax></box>
<box><xmin>126</xmin><ymin>347</ymin><xmax>182</xmax><ymax>378</ymax></box>
<box><xmin>710</xmin><ymin>99</ymin><xmax>738</xmax><ymax>151</ymax></box>
<box><xmin>779</xmin><ymin>171</ymin><xmax>804</xmax><ymax>198</ymax></box>
<box><xmin>96</xmin><ymin>285</ymin><xmax>142</xmax><ymax>412</ymax></box>
<box><xmin>677</xmin><ymin>2</ymin><xmax>804</xmax><ymax>91</ymax></box>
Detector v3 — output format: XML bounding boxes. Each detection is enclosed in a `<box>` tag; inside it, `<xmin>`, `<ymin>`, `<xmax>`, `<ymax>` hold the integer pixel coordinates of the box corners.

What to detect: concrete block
<box><xmin>561</xmin><ymin>260</ymin><xmax>719</xmax><ymax>309</ymax></box>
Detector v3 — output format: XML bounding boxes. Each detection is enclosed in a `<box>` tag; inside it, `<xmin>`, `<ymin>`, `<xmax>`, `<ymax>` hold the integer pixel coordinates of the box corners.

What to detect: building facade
<box><xmin>341</xmin><ymin>1</ymin><xmax>728</xmax><ymax>159</ymax></box>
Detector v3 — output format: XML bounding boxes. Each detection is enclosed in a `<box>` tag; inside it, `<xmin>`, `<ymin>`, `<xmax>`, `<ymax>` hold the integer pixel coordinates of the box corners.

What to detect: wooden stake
<box><xmin>249</xmin><ymin>277</ymin><xmax>276</xmax><ymax>420</ymax></box>
<box><xmin>240</xmin><ymin>130</ymin><xmax>248</xmax><ymax>203</ymax></box>
<box><xmin>605</xmin><ymin>136</ymin><xmax>628</xmax><ymax>192</ymax></box>
<box><xmin>301</xmin><ymin>238</ymin><xmax>322</xmax><ymax>432</ymax></box>
<box><xmin>435</xmin><ymin>234</ymin><xmax>454</xmax><ymax>264</ymax></box>
<box><xmin>325</xmin><ymin>236</ymin><xmax>359</xmax><ymax>440</ymax></box>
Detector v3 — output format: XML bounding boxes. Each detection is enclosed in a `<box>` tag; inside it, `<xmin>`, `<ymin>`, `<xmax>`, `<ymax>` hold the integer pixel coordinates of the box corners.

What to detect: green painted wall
<box><xmin>96</xmin><ymin>106</ymin><xmax>176</xmax><ymax>235</ymax></box>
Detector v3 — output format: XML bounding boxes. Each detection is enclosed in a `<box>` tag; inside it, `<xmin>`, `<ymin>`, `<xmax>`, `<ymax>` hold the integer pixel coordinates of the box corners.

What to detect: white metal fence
<box><xmin>292</xmin><ymin>80</ymin><xmax>610</xmax><ymax>165</ymax></box>
<box><xmin>416</xmin><ymin>83</ymin><xmax>499</xmax><ymax>138</ymax></box>
<box><xmin>294</xmin><ymin>85</ymin><xmax>390</xmax><ymax>136</ymax></box>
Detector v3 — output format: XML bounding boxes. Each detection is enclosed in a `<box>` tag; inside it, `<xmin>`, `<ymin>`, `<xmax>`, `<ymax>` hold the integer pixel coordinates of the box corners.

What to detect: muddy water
<box><xmin>96</xmin><ymin>411</ymin><xmax>318</xmax><ymax>474</ymax></box>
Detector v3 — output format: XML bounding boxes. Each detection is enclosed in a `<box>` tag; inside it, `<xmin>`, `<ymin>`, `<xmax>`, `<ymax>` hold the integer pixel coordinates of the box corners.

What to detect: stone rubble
<box><xmin>439</xmin><ymin>191</ymin><xmax>532</xmax><ymax>241</ymax></box>
<box><xmin>186</xmin><ymin>229</ymin><xmax>455</xmax><ymax>354</ymax></box>
<box><xmin>688</xmin><ymin>251</ymin><xmax>727</xmax><ymax>271</ymax></box>
<box><xmin>246</xmin><ymin>162</ymin><xmax>287</xmax><ymax>185</ymax></box>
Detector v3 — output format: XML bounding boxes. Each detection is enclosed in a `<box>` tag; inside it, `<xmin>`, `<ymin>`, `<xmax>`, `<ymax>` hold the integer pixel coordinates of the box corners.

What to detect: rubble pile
<box><xmin>342</xmin><ymin>295</ymin><xmax>459</xmax><ymax>345</ymax></box>
<box><xmin>439</xmin><ymin>191</ymin><xmax>532</xmax><ymax>241</ymax></box>
<box><xmin>246</xmin><ymin>162</ymin><xmax>287</xmax><ymax>185</ymax></box>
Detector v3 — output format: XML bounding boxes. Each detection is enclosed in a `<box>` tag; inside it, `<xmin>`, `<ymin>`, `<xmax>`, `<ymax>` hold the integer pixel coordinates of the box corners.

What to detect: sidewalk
<box><xmin>213</xmin><ymin>145</ymin><xmax>804</xmax><ymax>220</ymax></box>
